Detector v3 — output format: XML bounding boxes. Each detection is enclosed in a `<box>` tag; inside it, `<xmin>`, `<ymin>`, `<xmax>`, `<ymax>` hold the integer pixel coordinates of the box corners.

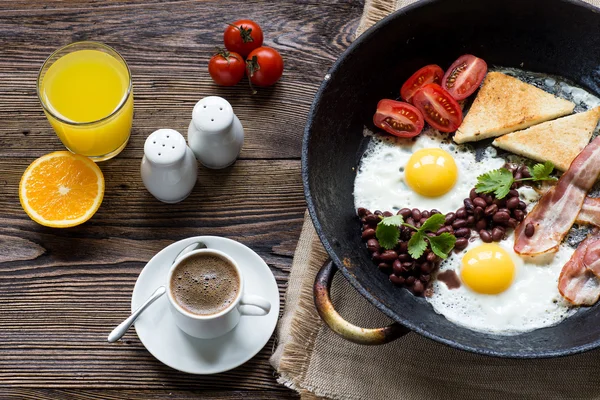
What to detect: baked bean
<box><xmin>362</xmin><ymin>228</ymin><xmax>376</xmax><ymax>240</ymax></box>
<box><xmin>456</xmin><ymin>207</ymin><xmax>467</xmax><ymax>219</ymax></box>
<box><xmin>507</xmin><ymin>197</ymin><xmax>520</xmax><ymax>209</ymax></box>
<box><xmin>365</xmin><ymin>214</ymin><xmax>381</xmax><ymax>225</ymax></box>
<box><xmin>392</xmin><ymin>259</ymin><xmax>402</xmax><ymax>275</ymax></box>
<box><xmin>475</xmin><ymin>219</ymin><xmax>487</xmax><ymax>231</ymax></box>
<box><xmin>507</xmin><ymin>218</ymin><xmax>518</xmax><ymax>228</ymax></box>
<box><xmin>525</xmin><ymin>223</ymin><xmax>535</xmax><ymax>237</ymax></box>
<box><xmin>455</xmin><ymin>237</ymin><xmax>469</xmax><ymax>250</ymax></box>
<box><xmin>413</xmin><ymin>280</ymin><xmax>424</xmax><ymax>294</ymax></box>
<box><xmin>473</xmin><ymin>197</ymin><xmax>487</xmax><ymax>208</ymax></box>
<box><xmin>519</xmin><ymin>201</ymin><xmax>527</xmax><ymax>210</ymax></box>
<box><xmin>453</xmin><ymin>219</ymin><xmax>468</xmax><ymax>229</ymax></box>
<box><xmin>484</xmin><ymin>204</ymin><xmax>498</xmax><ymax>216</ymax></box>
<box><xmin>383</xmin><ymin>211</ymin><xmax>393</xmax><ymax>217</ymax></box>
<box><xmin>513</xmin><ymin>209</ymin><xmax>525</xmax><ymax>221</ymax></box>
<box><xmin>493</xmin><ymin>211</ymin><xmax>510</xmax><ymax>223</ymax></box>
<box><xmin>492</xmin><ymin>227</ymin><xmax>505</xmax><ymax>241</ymax></box>
<box><xmin>470</xmin><ymin>188</ymin><xmax>477</xmax><ymax>200</ymax></box>
<box><xmin>412</xmin><ymin>208</ymin><xmax>422</xmax><ymax>221</ymax></box>
<box><xmin>445</xmin><ymin>212</ymin><xmax>456</xmax><ymax>225</ymax></box>
<box><xmin>455</xmin><ymin>227</ymin><xmax>471</xmax><ymax>238</ymax></box>
<box><xmin>399</xmin><ymin>208</ymin><xmax>412</xmax><ymax>218</ymax></box>
<box><xmin>464</xmin><ymin>198</ymin><xmax>474</xmax><ymax>212</ymax></box>
<box><xmin>479</xmin><ymin>230</ymin><xmax>492</xmax><ymax>243</ymax></box>
<box><xmin>380</xmin><ymin>250</ymin><xmax>398</xmax><ymax>261</ymax></box>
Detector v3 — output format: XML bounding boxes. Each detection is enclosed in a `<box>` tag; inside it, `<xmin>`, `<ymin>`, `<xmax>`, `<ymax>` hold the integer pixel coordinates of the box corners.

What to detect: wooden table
<box><xmin>0</xmin><ymin>1</ymin><xmax>363</xmax><ymax>398</ymax></box>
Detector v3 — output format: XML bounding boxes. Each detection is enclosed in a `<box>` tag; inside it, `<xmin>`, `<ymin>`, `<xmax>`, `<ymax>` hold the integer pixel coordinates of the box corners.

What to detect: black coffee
<box><xmin>170</xmin><ymin>253</ymin><xmax>240</xmax><ymax>316</ymax></box>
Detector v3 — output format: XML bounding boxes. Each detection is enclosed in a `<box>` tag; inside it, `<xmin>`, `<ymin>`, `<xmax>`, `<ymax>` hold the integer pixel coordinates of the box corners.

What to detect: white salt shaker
<box><xmin>141</xmin><ymin>129</ymin><xmax>198</xmax><ymax>203</ymax></box>
<box><xmin>187</xmin><ymin>96</ymin><xmax>244</xmax><ymax>169</ymax></box>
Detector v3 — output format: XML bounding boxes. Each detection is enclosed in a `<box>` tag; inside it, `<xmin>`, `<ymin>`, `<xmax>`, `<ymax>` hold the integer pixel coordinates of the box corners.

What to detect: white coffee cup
<box><xmin>166</xmin><ymin>248</ymin><xmax>271</xmax><ymax>339</ymax></box>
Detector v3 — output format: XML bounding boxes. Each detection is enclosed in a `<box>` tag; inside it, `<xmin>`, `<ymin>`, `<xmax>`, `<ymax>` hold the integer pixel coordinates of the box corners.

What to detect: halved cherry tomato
<box><xmin>412</xmin><ymin>84</ymin><xmax>463</xmax><ymax>132</ymax></box>
<box><xmin>442</xmin><ymin>54</ymin><xmax>487</xmax><ymax>100</ymax></box>
<box><xmin>400</xmin><ymin>64</ymin><xmax>444</xmax><ymax>103</ymax></box>
<box><xmin>373</xmin><ymin>99</ymin><xmax>424</xmax><ymax>138</ymax></box>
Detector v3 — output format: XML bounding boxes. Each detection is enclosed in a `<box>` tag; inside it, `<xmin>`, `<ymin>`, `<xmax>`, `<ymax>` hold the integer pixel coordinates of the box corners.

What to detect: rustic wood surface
<box><xmin>0</xmin><ymin>0</ymin><xmax>363</xmax><ymax>398</ymax></box>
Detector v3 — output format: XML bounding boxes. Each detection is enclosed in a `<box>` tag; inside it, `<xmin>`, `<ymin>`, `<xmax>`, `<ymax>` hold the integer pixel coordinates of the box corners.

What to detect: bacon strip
<box><xmin>515</xmin><ymin>136</ymin><xmax>600</xmax><ymax>256</ymax></box>
<box><xmin>559</xmin><ymin>234</ymin><xmax>600</xmax><ymax>305</ymax></box>
<box><xmin>577</xmin><ymin>197</ymin><xmax>600</xmax><ymax>226</ymax></box>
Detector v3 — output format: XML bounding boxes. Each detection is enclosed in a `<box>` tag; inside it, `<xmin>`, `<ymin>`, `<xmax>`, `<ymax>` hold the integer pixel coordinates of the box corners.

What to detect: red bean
<box><xmin>358</xmin><ymin>207</ymin><xmax>368</xmax><ymax>217</ymax></box>
<box><xmin>464</xmin><ymin>198</ymin><xmax>474</xmax><ymax>212</ymax></box>
<box><xmin>455</xmin><ymin>227</ymin><xmax>471</xmax><ymax>238</ymax></box>
<box><xmin>454</xmin><ymin>237</ymin><xmax>469</xmax><ymax>250</ymax></box>
<box><xmin>467</xmin><ymin>216</ymin><xmax>476</xmax><ymax>226</ymax></box>
<box><xmin>507</xmin><ymin>197</ymin><xmax>520</xmax><ymax>209</ymax></box>
<box><xmin>431</xmin><ymin>209</ymin><xmax>441</xmax><ymax>215</ymax></box>
<box><xmin>521</xmin><ymin>167</ymin><xmax>531</xmax><ymax>178</ymax></box>
<box><xmin>420</xmin><ymin>217</ymin><xmax>429</xmax><ymax>225</ymax></box>
<box><xmin>473</xmin><ymin>197</ymin><xmax>487</xmax><ymax>208</ymax></box>
<box><xmin>383</xmin><ymin>211</ymin><xmax>393</xmax><ymax>217</ymax></box>
<box><xmin>365</xmin><ymin>214</ymin><xmax>381</xmax><ymax>225</ymax></box>
<box><xmin>392</xmin><ymin>259</ymin><xmax>402</xmax><ymax>275</ymax></box>
<box><xmin>426</xmin><ymin>252</ymin><xmax>438</xmax><ymax>263</ymax></box>
<box><xmin>492</xmin><ymin>227</ymin><xmax>505</xmax><ymax>241</ymax></box>
<box><xmin>372</xmin><ymin>251</ymin><xmax>381</xmax><ymax>261</ymax></box>
<box><xmin>525</xmin><ymin>223</ymin><xmax>535</xmax><ymax>237</ymax></box>
<box><xmin>484</xmin><ymin>204</ymin><xmax>498</xmax><ymax>216</ymax></box>
<box><xmin>420</xmin><ymin>274</ymin><xmax>431</xmax><ymax>283</ymax></box>
<box><xmin>367</xmin><ymin>238</ymin><xmax>380</xmax><ymax>253</ymax></box>
<box><xmin>380</xmin><ymin>250</ymin><xmax>398</xmax><ymax>261</ymax></box>
<box><xmin>509</xmin><ymin>189</ymin><xmax>519</xmax><ymax>197</ymax></box>
<box><xmin>445</xmin><ymin>212</ymin><xmax>456</xmax><ymax>224</ymax></box>
<box><xmin>514</xmin><ymin>172</ymin><xmax>523</xmax><ymax>181</ymax></box>
<box><xmin>474</xmin><ymin>207</ymin><xmax>484</xmax><ymax>220</ymax></box>
<box><xmin>420</xmin><ymin>262</ymin><xmax>433</xmax><ymax>274</ymax></box>
<box><xmin>390</xmin><ymin>274</ymin><xmax>404</xmax><ymax>285</ymax></box>
<box><xmin>412</xmin><ymin>208</ymin><xmax>422</xmax><ymax>221</ymax></box>
<box><xmin>406</xmin><ymin>276</ymin><xmax>415</xmax><ymax>286</ymax></box>
<box><xmin>519</xmin><ymin>201</ymin><xmax>527</xmax><ymax>210</ymax></box>
<box><xmin>421</xmin><ymin>210</ymin><xmax>430</xmax><ymax>219</ymax></box>
<box><xmin>378</xmin><ymin>262</ymin><xmax>390</xmax><ymax>271</ymax></box>
<box><xmin>398</xmin><ymin>242</ymin><xmax>408</xmax><ymax>254</ymax></box>
<box><xmin>470</xmin><ymin>188</ymin><xmax>478</xmax><ymax>200</ymax></box>
<box><xmin>484</xmin><ymin>194</ymin><xmax>494</xmax><ymax>204</ymax></box>
<box><xmin>493</xmin><ymin>212</ymin><xmax>510</xmax><ymax>223</ymax></box>
<box><xmin>406</xmin><ymin>217</ymin><xmax>415</xmax><ymax>226</ymax></box>
<box><xmin>479</xmin><ymin>230</ymin><xmax>492</xmax><ymax>243</ymax></box>
<box><xmin>399</xmin><ymin>208</ymin><xmax>412</xmax><ymax>218</ymax></box>
<box><xmin>493</xmin><ymin>198</ymin><xmax>506</xmax><ymax>207</ymax></box>
<box><xmin>513</xmin><ymin>209</ymin><xmax>525</xmax><ymax>221</ymax></box>
<box><xmin>413</xmin><ymin>280</ymin><xmax>424</xmax><ymax>294</ymax></box>
<box><xmin>362</xmin><ymin>228</ymin><xmax>376</xmax><ymax>240</ymax></box>
<box><xmin>475</xmin><ymin>219</ymin><xmax>487</xmax><ymax>231</ymax></box>
<box><xmin>452</xmin><ymin>219</ymin><xmax>468</xmax><ymax>229</ymax></box>
<box><xmin>456</xmin><ymin>207</ymin><xmax>467</xmax><ymax>219</ymax></box>
<box><xmin>398</xmin><ymin>253</ymin><xmax>410</xmax><ymax>262</ymax></box>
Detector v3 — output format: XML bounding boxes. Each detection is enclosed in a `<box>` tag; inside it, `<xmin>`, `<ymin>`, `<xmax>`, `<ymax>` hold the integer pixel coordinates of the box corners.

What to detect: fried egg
<box><xmin>353</xmin><ymin>130</ymin><xmax>505</xmax><ymax>214</ymax></box>
<box><xmin>427</xmin><ymin>232</ymin><xmax>575</xmax><ymax>335</ymax></box>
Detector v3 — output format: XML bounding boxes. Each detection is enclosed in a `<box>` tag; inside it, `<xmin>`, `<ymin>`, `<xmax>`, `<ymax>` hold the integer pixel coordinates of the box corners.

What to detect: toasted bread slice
<box><xmin>453</xmin><ymin>72</ymin><xmax>575</xmax><ymax>144</ymax></box>
<box><xmin>492</xmin><ymin>106</ymin><xmax>600</xmax><ymax>171</ymax></box>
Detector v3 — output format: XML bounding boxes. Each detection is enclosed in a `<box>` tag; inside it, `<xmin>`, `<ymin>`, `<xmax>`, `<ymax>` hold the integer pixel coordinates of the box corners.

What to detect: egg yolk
<box><xmin>461</xmin><ymin>244</ymin><xmax>515</xmax><ymax>295</ymax></box>
<box><xmin>404</xmin><ymin>148</ymin><xmax>458</xmax><ymax>197</ymax></box>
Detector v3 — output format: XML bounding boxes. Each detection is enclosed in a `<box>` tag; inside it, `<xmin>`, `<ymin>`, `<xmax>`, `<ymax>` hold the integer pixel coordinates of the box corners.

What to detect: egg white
<box><xmin>353</xmin><ymin>130</ymin><xmax>505</xmax><ymax>214</ymax></box>
<box><xmin>426</xmin><ymin>232</ymin><xmax>576</xmax><ymax>335</ymax></box>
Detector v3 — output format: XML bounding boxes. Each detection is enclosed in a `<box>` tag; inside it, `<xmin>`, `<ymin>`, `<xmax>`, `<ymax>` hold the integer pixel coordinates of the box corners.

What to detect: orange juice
<box><xmin>38</xmin><ymin>43</ymin><xmax>133</xmax><ymax>161</ymax></box>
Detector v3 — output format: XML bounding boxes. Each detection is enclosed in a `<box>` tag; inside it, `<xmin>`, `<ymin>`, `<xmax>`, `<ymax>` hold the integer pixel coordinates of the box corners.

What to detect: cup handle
<box><xmin>239</xmin><ymin>294</ymin><xmax>271</xmax><ymax>316</ymax></box>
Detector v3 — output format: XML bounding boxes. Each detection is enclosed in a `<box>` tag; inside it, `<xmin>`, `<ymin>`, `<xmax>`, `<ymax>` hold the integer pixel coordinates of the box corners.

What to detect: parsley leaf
<box><xmin>408</xmin><ymin>231</ymin><xmax>427</xmax><ymax>259</ymax></box>
<box><xmin>474</xmin><ymin>168</ymin><xmax>513</xmax><ymax>199</ymax></box>
<box><xmin>530</xmin><ymin>161</ymin><xmax>557</xmax><ymax>181</ymax></box>
<box><xmin>475</xmin><ymin>162</ymin><xmax>558</xmax><ymax>199</ymax></box>
<box><xmin>419</xmin><ymin>213</ymin><xmax>445</xmax><ymax>233</ymax></box>
<box><xmin>427</xmin><ymin>233</ymin><xmax>457</xmax><ymax>259</ymax></box>
<box><xmin>376</xmin><ymin>215</ymin><xmax>403</xmax><ymax>250</ymax></box>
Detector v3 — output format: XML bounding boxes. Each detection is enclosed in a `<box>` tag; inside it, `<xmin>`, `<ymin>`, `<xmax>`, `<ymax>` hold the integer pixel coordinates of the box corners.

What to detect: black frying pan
<box><xmin>303</xmin><ymin>0</ymin><xmax>600</xmax><ymax>358</ymax></box>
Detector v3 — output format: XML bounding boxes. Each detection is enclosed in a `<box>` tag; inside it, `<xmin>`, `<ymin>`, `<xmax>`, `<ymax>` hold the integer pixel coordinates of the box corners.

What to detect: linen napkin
<box><xmin>271</xmin><ymin>1</ymin><xmax>600</xmax><ymax>399</ymax></box>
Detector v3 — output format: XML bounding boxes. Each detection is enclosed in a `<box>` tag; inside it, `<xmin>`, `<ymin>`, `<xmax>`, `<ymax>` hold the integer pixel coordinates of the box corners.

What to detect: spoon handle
<box><xmin>107</xmin><ymin>286</ymin><xmax>167</xmax><ymax>343</ymax></box>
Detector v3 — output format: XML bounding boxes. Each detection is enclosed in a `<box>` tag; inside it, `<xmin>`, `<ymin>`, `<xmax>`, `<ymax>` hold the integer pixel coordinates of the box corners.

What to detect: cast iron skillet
<box><xmin>303</xmin><ymin>0</ymin><xmax>600</xmax><ymax>358</ymax></box>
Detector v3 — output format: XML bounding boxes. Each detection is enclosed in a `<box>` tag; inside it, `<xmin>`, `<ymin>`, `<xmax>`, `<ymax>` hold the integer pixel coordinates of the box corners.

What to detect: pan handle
<box><xmin>313</xmin><ymin>260</ymin><xmax>410</xmax><ymax>345</ymax></box>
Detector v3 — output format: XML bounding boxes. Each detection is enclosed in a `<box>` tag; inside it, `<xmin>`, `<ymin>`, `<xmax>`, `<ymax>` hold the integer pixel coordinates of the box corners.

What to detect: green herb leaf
<box><xmin>376</xmin><ymin>215</ymin><xmax>403</xmax><ymax>250</ymax></box>
<box><xmin>407</xmin><ymin>231</ymin><xmax>427</xmax><ymax>259</ymax></box>
<box><xmin>475</xmin><ymin>168</ymin><xmax>514</xmax><ymax>199</ymax></box>
<box><xmin>530</xmin><ymin>161</ymin><xmax>557</xmax><ymax>181</ymax></box>
<box><xmin>419</xmin><ymin>213</ymin><xmax>445</xmax><ymax>233</ymax></box>
<box><xmin>427</xmin><ymin>233</ymin><xmax>457</xmax><ymax>259</ymax></box>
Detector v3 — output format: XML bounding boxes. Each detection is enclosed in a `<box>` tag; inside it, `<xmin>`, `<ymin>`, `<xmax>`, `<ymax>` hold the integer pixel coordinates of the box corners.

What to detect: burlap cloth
<box><xmin>270</xmin><ymin>1</ymin><xmax>600</xmax><ymax>399</ymax></box>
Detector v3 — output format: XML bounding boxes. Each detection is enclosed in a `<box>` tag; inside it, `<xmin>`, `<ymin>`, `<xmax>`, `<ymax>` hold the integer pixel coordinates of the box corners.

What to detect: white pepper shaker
<box><xmin>141</xmin><ymin>129</ymin><xmax>198</xmax><ymax>203</ymax></box>
<box><xmin>187</xmin><ymin>96</ymin><xmax>244</xmax><ymax>169</ymax></box>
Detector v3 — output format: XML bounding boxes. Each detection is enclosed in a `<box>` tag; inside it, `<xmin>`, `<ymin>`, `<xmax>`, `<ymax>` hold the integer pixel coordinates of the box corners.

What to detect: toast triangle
<box><xmin>492</xmin><ymin>106</ymin><xmax>600</xmax><ymax>171</ymax></box>
<box><xmin>454</xmin><ymin>72</ymin><xmax>575</xmax><ymax>144</ymax></box>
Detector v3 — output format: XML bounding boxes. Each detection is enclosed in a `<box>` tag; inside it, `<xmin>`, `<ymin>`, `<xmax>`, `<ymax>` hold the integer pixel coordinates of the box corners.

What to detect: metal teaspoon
<box><xmin>107</xmin><ymin>241</ymin><xmax>207</xmax><ymax>343</ymax></box>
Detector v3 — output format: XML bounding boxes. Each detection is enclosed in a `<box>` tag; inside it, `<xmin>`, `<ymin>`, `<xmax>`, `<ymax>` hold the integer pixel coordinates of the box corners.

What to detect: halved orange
<box><xmin>19</xmin><ymin>151</ymin><xmax>104</xmax><ymax>228</ymax></box>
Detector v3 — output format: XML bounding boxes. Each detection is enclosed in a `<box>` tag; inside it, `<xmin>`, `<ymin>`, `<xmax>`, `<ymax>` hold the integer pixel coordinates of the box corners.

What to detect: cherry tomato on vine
<box><xmin>224</xmin><ymin>19</ymin><xmax>264</xmax><ymax>58</ymax></box>
<box><xmin>208</xmin><ymin>49</ymin><xmax>246</xmax><ymax>86</ymax></box>
<box><xmin>246</xmin><ymin>47</ymin><xmax>284</xmax><ymax>89</ymax></box>
<box><xmin>400</xmin><ymin>64</ymin><xmax>444</xmax><ymax>103</ymax></box>
<box><xmin>412</xmin><ymin>83</ymin><xmax>463</xmax><ymax>132</ymax></box>
<box><xmin>373</xmin><ymin>99</ymin><xmax>424</xmax><ymax>138</ymax></box>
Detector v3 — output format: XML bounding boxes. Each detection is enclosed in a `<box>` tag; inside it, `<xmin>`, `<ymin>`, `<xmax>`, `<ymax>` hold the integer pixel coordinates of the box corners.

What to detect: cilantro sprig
<box><xmin>475</xmin><ymin>161</ymin><xmax>557</xmax><ymax>199</ymax></box>
<box><xmin>375</xmin><ymin>213</ymin><xmax>456</xmax><ymax>259</ymax></box>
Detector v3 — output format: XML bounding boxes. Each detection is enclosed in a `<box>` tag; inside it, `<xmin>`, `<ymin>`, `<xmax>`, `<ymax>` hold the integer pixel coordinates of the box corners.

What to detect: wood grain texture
<box><xmin>0</xmin><ymin>0</ymin><xmax>363</xmax><ymax>398</ymax></box>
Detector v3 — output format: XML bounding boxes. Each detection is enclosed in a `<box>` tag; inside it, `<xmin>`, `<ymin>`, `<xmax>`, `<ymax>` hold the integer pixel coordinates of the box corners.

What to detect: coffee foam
<box><xmin>170</xmin><ymin>253</ymin><xmax>240</xmax><ymax>316</ymax></box>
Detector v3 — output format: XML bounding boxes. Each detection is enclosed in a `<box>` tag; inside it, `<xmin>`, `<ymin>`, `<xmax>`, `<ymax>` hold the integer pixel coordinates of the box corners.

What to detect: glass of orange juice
<box><xmin>37</xmin><ymin>42</ymin><xmax>133</xmax><ymax>162</ymax></box>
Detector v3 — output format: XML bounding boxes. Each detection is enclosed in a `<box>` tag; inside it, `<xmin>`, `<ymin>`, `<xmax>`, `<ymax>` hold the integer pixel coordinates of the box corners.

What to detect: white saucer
<box><xmin>132</xmin><ymin>236</ymin><xmax>280</xmax><ymax>374</ymax></box>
